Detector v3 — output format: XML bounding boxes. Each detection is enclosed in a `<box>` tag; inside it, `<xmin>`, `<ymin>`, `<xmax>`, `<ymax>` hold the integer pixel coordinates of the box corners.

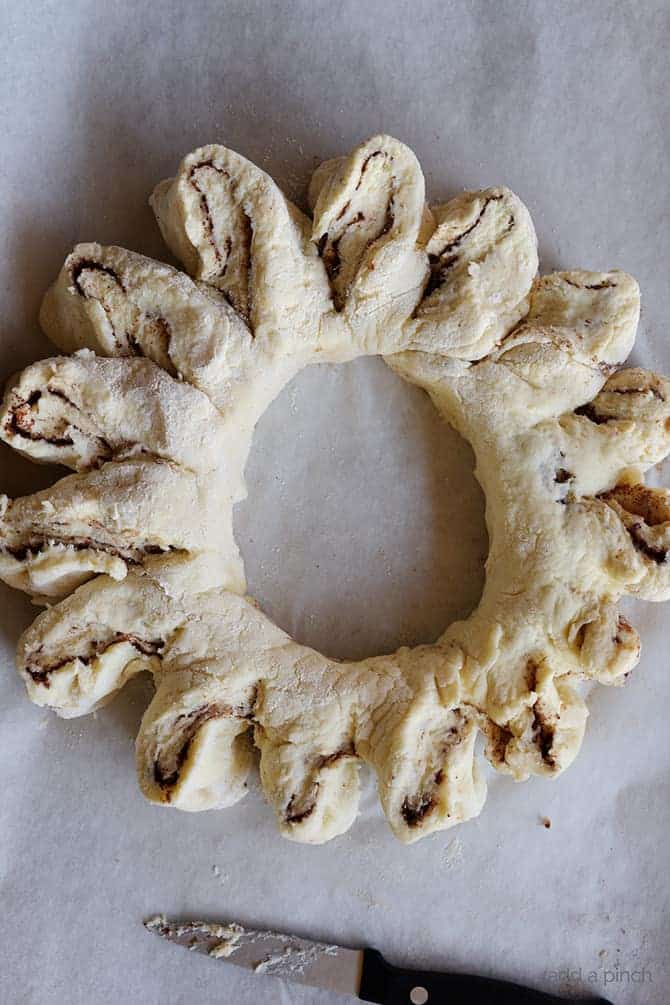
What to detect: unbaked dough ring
<box><xmin>2</xmin><ymin>135</ymin><xmax>669</xmax><ymax>844</ymax></box>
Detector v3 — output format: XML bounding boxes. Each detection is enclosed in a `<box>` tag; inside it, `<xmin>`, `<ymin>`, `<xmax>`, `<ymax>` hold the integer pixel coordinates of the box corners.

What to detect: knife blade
<box><xmin>144</xmin><ymin>915</ymin><xmax>613</xmax><ymax>1004</ymax></box>
<box><xmin>144</xmin><ymin>914</ymin><xmax>361</xmax><ymax>997</ymax></box>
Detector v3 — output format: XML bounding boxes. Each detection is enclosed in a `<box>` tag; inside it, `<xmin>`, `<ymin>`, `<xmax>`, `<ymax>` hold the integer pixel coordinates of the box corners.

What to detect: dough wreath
<box><xmin>1</xmin><ymin>135</ymin><xmax>669</xmax><ymax>844</ymax></box>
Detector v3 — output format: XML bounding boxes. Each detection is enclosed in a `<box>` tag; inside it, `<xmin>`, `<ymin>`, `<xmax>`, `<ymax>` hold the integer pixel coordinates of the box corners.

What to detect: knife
<box><xmin>144</xmin><ymin>915</ymin><xmax>612</xmax><ymax>1004</ymax></box>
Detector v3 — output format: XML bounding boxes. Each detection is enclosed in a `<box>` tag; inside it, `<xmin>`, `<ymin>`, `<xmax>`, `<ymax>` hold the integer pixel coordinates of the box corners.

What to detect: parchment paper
<box><xmin>1</xmin><ymin>2</ymin><xmax>668</xmax><ymax>1002</ymax></box>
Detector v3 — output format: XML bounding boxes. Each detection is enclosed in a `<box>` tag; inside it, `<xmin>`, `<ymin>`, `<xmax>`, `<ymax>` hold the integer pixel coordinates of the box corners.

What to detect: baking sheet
<box><xmin>1</xmin><ymin>1</ymin><xmax>669</xmax><ymax>1002</ymax></box>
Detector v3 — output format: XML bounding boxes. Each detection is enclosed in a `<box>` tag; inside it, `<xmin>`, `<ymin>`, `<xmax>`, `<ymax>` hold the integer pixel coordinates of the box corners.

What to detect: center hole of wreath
<box><xmin>234</xmin><ymin>356</ymin><xmax>488</xmax><ymax>662</ymax></box>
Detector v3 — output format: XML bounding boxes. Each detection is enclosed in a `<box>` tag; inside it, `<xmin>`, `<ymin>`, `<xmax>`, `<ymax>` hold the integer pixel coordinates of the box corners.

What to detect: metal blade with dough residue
<box><xmin>144</xmin><ymin>914</ymin><xmax>363</xmax><ymax>998</ymax></box>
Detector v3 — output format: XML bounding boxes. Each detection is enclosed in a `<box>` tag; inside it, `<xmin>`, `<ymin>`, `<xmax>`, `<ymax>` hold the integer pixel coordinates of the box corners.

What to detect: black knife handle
<box><xmin>358</xmin><ymin>948</ymin><xmax>613</xmax><ymax>1005</ymax></box>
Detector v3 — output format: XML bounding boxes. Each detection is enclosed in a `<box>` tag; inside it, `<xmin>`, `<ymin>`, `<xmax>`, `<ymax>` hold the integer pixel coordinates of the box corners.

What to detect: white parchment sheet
<box><xmin>1</xmin><ymin>2</ymin><xmax>668</xmax><ymax>1002</ymax></box>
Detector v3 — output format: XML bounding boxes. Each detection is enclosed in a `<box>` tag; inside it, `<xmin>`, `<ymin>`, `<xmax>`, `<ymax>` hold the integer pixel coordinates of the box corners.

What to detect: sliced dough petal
<box><xmin>39</xmin><ymin>244</ymin><xmax>255</xmax><ymax>415</ymax></box>
<box><xmin>311</xmin><ymin>134</ymin><xmax>428</xmax><ymax>355</ymax></box>
<box><xmin>403</xmin><ymin>186</ymin><xmax>538</xmax><ymax>359</ymax></box>
<box><xmin>138</xmin><ymin>671</ymin><xmax>255</xmax><ymax>811</ymax></box>
<box><xmin>0</xmin><ymin>354</ymin><xmax>226</xmax><ymax>473</ymax></box>
<box><xmin>150</xmin><ymin>144</ymin><xmax>331</xmax><ymax>344</ymax></box>
<box><xmin>16</xmin><ymin>570</ymin><xmax>179</xmax><ymax>715</ymax></box>
<box><xmin>556</xmin><ymin>367</ymin><xmax>670</xmax><ymax>495</ymax></box>
<box><xmin>0</xmin><ymin>460</ymin><xmax>209</xmax><ymax>600</ymax></box>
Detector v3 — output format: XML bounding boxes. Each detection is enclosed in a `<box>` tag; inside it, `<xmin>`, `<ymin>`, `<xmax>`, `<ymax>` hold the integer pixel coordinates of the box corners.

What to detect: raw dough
<box><xmin>1</xmin><ymin>135</ymin><xmax>668</xmax><ymax>843</ymax></box>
